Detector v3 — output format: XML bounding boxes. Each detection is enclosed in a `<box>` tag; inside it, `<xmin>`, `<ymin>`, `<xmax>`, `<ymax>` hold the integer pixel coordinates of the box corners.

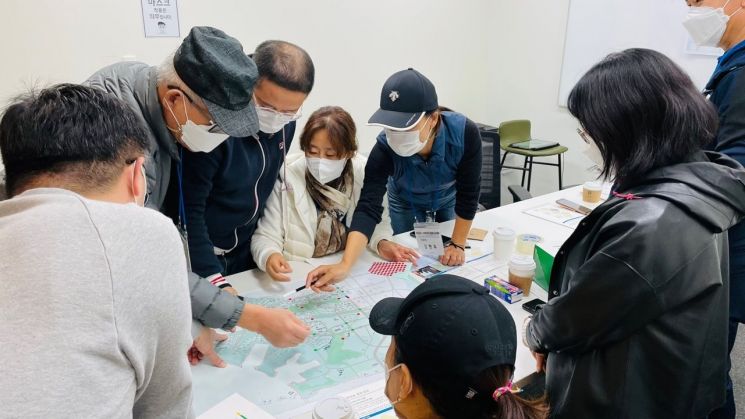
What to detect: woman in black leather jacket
<box><xmin>525</xmin><ymin>48</ymin><xmax>745</xmax><ymax>419</ymax></box>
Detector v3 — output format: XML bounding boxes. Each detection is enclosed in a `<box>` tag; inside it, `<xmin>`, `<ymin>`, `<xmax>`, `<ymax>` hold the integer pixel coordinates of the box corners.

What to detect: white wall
<box><xmin>0</xmin><ymin>0</ymin><xmax>492</xmax><ymax>159</ymax></box>
<box><xmin>485</xmin><ymin>0</ymin><xmax>594</xmax><ymax>199</ymax></box>
<box><xmin>0</xmin><ymin>0</ymin><xmax>715</xmax><ymax>201</ymax></box>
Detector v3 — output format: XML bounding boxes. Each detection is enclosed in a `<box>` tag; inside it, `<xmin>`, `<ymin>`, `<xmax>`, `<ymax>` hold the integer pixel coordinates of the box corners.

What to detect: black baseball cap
<box><xmin>370</xmin><ymin>275</ymin><xmax>517</xmax><ymax>384</ymax></box>
<box><xmin>368</xmin><ymin>68</ymin><xmax>439</xmax><ymax>131</ymax></box>
<box><xmin>174</xmin><ymin>26</ymin><xmax>259</xmax><ymax>138</ymax></box>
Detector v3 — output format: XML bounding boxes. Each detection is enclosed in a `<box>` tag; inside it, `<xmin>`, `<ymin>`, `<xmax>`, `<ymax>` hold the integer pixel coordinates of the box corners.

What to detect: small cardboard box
<box><xmin>484</xmin><ymin>276</ymin><xmax>524</xmax><ymax>304</ymax></box>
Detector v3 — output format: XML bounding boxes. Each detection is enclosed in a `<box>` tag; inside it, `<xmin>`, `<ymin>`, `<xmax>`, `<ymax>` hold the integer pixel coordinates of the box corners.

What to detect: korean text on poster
<box><xmin>141</xmin><ymin>0</ymin><xmax>179</xmax><ymax>38</ymax></box>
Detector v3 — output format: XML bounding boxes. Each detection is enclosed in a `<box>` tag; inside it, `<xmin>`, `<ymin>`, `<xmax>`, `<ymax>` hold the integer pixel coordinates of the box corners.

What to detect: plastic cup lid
<box><xmin>312</xmin><ymin>398</ymin><xmax>354</xmax><ymax>419</ymax></box>
<box><xmin>493</xmin><ymin>227</ymin><xmax>516</xmax><ymax>239</ymax></box>
<box><xmin>509</xmin><ymin>255</ymin><xmax>536</xmax><ymax>269</ymax></box>
<box><xmin>583</xmin><ymin>181</ymin><xmax>602</xmax><ymax>191</ymax></box>
<box><xmin>517</xmin><ymin>234</ymin><xmax>542</xmax><ymax>243</ymax></box>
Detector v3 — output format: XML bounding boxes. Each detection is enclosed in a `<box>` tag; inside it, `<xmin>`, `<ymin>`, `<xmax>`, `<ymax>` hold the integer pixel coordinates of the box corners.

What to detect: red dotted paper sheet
<box><xmin>368</xmin><ymin>261</ymin><xmax>407</xmax><ymax>277</ymax></box>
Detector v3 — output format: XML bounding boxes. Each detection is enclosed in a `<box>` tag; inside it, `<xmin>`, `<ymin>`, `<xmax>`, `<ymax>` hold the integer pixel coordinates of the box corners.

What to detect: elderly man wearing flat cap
<box><xmin>86</xmin><ymin>26</ymin><xmax>310</xmax><ymax>367</ymax></box>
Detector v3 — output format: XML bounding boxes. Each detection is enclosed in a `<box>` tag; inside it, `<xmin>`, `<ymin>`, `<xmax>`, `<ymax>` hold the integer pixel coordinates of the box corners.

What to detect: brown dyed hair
<box><xmin>299</xmin><ymin>106</ymin><xmax>358</xmax><ymax>158</ymax></box>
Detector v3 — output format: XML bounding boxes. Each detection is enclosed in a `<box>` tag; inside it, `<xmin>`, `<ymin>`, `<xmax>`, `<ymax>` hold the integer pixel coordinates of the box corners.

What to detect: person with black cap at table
<box><xmin>87</xmin><ymin>28</ymin><xmax>310</xmax><ymax>367</ymax></box>
<box><xmin>369</xmin><ymin>274</ymin><xmax>547</xmax><ymax>419</ymax></box>
<box><xmin>306</xmin><ymin>68</ymin><xmax>482</xmax><ymax>292</ymax></box>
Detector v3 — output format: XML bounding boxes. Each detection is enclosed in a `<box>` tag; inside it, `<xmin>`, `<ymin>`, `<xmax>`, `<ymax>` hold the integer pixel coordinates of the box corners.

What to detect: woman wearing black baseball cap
<box><xmin>369</xmin><ymin>275</ymin><xmax>547</xmax><ymax>419</ymax></box>
<box><xmin>306</xmin><ymin>69</ymin><xmax>482</xmax><ymax>291</ymax></box>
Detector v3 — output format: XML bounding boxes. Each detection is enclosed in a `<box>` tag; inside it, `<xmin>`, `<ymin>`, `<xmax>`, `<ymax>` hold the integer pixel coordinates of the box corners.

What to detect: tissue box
<box><xmin>484</xmin><ymin>276</ymin><xmax>524</xmax><ymax>304</ymax></box>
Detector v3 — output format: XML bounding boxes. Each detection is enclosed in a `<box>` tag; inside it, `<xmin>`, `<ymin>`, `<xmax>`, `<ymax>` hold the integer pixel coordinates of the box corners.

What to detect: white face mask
<box><xmin>578</xmin><ymin>128</ymin><xmax>604</xmax><ymax>171</ymax></box>
<box><xmin>257</xmin><ymin>106</ymin><xmax>301</xmax><ymax>134</ymax></box>
<box><xmin>132</xmin><ymin>162</ymin><xmax>148</xmax><ymax>207</ymax></box>
<box><xmin>385</xmin><ymin>117</ymin><xmax>431</xmax><ymax>157</ymax></box>
<box><xmin>384</xmin><ymin>363</ymin><xmax>403</xmax><ymax>406</ymax></box>
<box><xmin>181</xmin><ymin>120</ymin><xmax>230</xmax><ymax>153</ymax></box>
<box><xmin>683</xmin><ymin>0</ymin><xmax>742</xmax><ymax>48</ymax></box>
<box><xmin>583</xmin><ymin>140</ymin><xmax>606</xmax><ymax>176</ymax></box>
<box><xmin>166</xmin><ymin>94</ymin><xmax>229</xmax><ymax>153</ymax></box>
<box><xmin>306</xmin><ymin>157</ymin><xmax>348</xmax><ymax>184</ymax></box>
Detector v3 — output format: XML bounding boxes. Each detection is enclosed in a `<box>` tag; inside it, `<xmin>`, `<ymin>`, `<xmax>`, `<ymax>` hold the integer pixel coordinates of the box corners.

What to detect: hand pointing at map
<box><xmin>240</xmin><ymin>304</ymin><xmax>311</xmax><ymax>347</ymax></box>
<box><xmin>305</xmin><ymin>263</ymin><xmax>349</xmax><ymax>293</ymax></box>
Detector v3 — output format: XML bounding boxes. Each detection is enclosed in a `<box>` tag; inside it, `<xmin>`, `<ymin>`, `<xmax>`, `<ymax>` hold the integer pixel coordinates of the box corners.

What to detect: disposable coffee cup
<box><xmin>508</xmin><ymin>255</ymin><xmax>536</xmax><ymax>295</ymax></box>
<box><xmin>582</xmin><ymin>181</ymin><xmax>602</xmax><ymax>203</ymax></box>
<box><xmin>312</xmin><ymin>398</ymin><xmax>355</xmax><ymax>419</ymax></box>
<box><xmin>493</xmin><ymin>227</ymin><xmax>516</xmax><ymax>262</ymax></box>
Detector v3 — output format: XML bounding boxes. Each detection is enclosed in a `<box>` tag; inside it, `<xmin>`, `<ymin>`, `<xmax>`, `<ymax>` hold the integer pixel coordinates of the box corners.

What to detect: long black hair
<box><xmin>568</xmin><ymin>48</ymin><xmax>718</xmax><ymax>187</ymax></box>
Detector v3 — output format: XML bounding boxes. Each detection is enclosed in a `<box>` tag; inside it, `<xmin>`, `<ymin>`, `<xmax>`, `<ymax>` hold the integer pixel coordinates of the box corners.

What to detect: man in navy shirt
<box><xmin>684</xmin><ymin>2</ymin><xmax>745</xmax><ymax>417</ymax></box>
<box><xmin>177</xmin><ymin>40</ymin><xmax>314</xmax><ymax>293</ymax></box>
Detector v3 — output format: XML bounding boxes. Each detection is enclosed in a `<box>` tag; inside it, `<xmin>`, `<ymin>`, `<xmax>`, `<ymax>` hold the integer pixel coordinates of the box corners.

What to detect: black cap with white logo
<box><xmin>369</xmin><ymin>275</ymin><xmax>517</xmax><ymax>384</ymax></box>
<box><xmin>174</xmin><ymin>26</ymin><xmax>259</xmax><ymax>138</ymax></box>
<box><xmin>367</xmin><ymin>68</ymin><xmax>439</xmax><ymax>131</ymax></box>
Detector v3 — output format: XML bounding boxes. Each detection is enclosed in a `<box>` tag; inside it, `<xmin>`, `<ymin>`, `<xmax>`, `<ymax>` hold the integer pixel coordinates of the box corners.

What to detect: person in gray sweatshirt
<box><xmin>0</xmin><ymin>84</ymin><xmax>193</xmax><ymax>418</ymax></box>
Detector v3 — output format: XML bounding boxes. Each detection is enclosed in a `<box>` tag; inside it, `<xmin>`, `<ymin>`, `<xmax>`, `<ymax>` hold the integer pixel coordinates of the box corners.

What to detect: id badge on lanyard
<box><xmin>404</xmin><ymin>165</ymin><xmax>444</xmax><ymax>257</ymax></box>
<box><xmin>178</xmin><ymin>226</ymin><xmax>193</xmax><ymax>272</ymax></box>
<box><xmin>177</xmin><ymin>150</ymin><xmax>193</xmax><ymax>272</ymax></box>
<box><xmin>414</xmin><ymin>210</ymin><xmax>444</xmax><ymax>257</ymax></box>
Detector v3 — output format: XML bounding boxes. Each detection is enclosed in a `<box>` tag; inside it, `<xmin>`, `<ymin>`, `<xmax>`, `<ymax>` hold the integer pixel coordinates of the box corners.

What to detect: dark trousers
<box><xmin>218</xmin><ymin>239</ymin><xmax>256</xmax><ymax>277</ymax></box>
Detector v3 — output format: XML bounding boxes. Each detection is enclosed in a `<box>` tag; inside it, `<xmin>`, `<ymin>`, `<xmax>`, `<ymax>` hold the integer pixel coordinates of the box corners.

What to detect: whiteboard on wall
<box><xmin>558</xmin><ymin>0</ymin><xmax>720</xmax><ymax>106</ymax></box>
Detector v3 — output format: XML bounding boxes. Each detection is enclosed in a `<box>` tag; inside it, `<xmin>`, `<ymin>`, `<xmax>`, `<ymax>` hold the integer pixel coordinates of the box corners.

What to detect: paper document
<box><xmin>198</xmin><ymin>393</ymin><xmax>274</xmax><ymax>419</ymax></box>
<box><xmin>448</xmin><ymin>255</ymin><xmax>505</xmax><ymax>282</ymax></box>
<box><xmin>338</xmin><ymin>380</ymin><xmax>397</xmax><ymax>419</ymax></box>
<box><xmin>523</xmin><ymin>203</ymin><xmax>585</xmax><ymax>229</ymax></box>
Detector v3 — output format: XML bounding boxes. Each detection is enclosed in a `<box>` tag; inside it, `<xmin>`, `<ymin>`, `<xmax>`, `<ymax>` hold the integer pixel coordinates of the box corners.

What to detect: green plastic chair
<box><xmin>499</xmin><ymin>120</ymin><xmax>568</xmax><ymax>191</ymax></box>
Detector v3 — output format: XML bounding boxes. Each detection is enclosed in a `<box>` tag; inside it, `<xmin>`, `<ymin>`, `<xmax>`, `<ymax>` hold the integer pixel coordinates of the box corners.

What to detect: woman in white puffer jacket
<box><xmin>251</xmin><ymin>106</ymin><xmax>416</xmax><ymax>282</ymax></box>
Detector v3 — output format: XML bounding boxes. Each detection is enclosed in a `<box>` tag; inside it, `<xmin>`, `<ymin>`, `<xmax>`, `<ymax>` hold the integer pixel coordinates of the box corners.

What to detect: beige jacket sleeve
<box><xmin>250</xmin><ymin>179</ymin><xmax>286</xmax><ymax>272</ymax></box>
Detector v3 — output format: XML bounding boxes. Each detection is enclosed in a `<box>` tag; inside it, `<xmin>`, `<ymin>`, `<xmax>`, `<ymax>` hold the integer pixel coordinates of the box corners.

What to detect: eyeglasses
<box><xmin>256</xmin><ymin>105</ymin><xmax>302</xmax><ymax>120</ymax></box>
<box><xmin>205</xmin><ymin>122</ymin><xmax>227</xmax><ymax>135</ymax></box>
<box><xmin>576</xmin><ymin>128</ymin><xmax>591</xmax><ymax>144</ymax></box>
<box><xmin>253</xmin><ymin>95</ymin><xmax>302</xmax><ymax>120</ymax></box>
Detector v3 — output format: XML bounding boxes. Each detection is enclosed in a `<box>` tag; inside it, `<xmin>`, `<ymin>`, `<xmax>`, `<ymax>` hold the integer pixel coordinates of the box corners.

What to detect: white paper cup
<box><xmin>493</xmin><ymin>227</ymin><xmax>516</xmax><ymax>262</ymax></box>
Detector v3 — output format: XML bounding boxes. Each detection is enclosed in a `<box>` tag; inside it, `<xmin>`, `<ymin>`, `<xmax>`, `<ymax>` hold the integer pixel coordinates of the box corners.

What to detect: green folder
<box><xmin>533</xmin><ymin>245</ymin><xmax>554</xmax><ymax>292</ymax></box>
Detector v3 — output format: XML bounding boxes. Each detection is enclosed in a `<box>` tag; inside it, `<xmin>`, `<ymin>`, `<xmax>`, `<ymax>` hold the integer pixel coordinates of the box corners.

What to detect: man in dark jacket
<box><xmin>684</xmin><ymin>1</ymin><xmax>745</xmax><ymax>417</ymax></box>
<box><xmin>176</xmin><ymin>40</ymin><xmax>313</xmax><ymax>288</ymax></box>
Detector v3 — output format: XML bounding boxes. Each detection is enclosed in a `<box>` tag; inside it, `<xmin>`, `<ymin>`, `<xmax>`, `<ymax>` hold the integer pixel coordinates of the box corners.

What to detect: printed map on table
<box><xmin>192</xmin><ymin>271</ymin><xmax>422</xmax><ymax>418</ymax></box>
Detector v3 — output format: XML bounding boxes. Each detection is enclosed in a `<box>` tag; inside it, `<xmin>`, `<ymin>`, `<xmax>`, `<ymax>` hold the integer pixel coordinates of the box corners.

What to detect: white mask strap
<box><xmin>131</xmin><ymin>162</ymin><xmax>139</xmax><ymax>205</ymax></box>
<box><xmin>165</xmin><ymin>91</ymin><xmax>189</xmax><ymax>133</ymax></box>
<box><xmin>730</xmin><ymin>5</ymin><xmax>744</xmax><ymax>18</ymax></box>
<box><xmin>719</xmin><ymin>0</ymin><xmax>743</xmax><ymax>18</ymax></box>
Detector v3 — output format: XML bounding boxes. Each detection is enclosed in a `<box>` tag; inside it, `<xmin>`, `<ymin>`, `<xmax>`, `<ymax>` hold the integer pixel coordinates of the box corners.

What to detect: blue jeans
<box><xmin>388</xmin><ymin>190</ymin><xmax>456</xmax><ymax>235</ymax></box>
